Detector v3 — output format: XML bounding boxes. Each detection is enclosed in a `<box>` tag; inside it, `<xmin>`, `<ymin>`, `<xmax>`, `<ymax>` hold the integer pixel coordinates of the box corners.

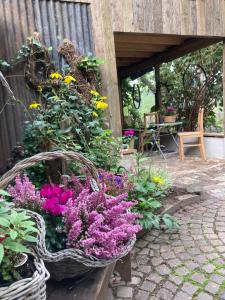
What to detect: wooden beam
<box><xmin>116</xmin><ymin>51</ymin><xmax>153</xmax><ymax>58</ymax></box>
<box><xmin>223</xmin><ymin>41</ymin><xmax>225</xmax><ymax>134</ymax></box>
<box><xmin>114</xmin><ymin>33</ymin><xmax>184</xmax><ymax>45</ymax></box>
<box><xmin>90</xmin><ymin>0</ymin><xmax>122</xmax><ymax>136</ymax></box>
<box><xmin>115</xmin><ymin>44</ymin><xmax>167</xmax><ymax>52</ymax></box>
<box><xmin>119</xmin><ymin>37</ymin><xmax>222</xmax><ymax>78</ymax></box>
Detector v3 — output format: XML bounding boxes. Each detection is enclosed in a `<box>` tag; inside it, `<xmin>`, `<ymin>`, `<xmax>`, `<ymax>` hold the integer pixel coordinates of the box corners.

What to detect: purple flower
<box><xmin>63</xmin><ymin>184</ymin><xmax>141</xmax><ymax>259</ymax></box>
<box><xmin>7</xmin><ymin>174</ymin><xmax>42</xmax><ymax>210</ymax></box>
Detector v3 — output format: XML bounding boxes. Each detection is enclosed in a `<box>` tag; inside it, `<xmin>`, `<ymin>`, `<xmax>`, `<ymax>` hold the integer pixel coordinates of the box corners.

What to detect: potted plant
<box><xmin>0</xmin><ymin>151</ymin><xmax>141</xmax><ymax>281</ymax></box>
<box><xmin>0</xmin><ymin>193</ymin><xmax>49</xmax><ymax>300</ymax></box>
<box><xmin>122</xmin><ymin>129</ymin><xmax>136</xmax><ymax>149</ymax></box>
<box><xmin>163</xmin><ymin>105</ymin><xmax>177</xmax><ymax>123</ymax></box>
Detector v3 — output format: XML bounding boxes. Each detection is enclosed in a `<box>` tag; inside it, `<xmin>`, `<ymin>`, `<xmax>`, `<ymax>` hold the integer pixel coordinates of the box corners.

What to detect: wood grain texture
<box><xmin>111</xmin><ymin>0</ymin><xmax>225</xmax><ymax>37</ymax></box>
<box><xmin>90</xmin><ymin>0</ymin><xmax>122</xmax><ymax>136</ymax></box>
<box><xmin>223</xmin><ymin>41</ymin><xmax>225</xmax><ymax>134</ymax></box>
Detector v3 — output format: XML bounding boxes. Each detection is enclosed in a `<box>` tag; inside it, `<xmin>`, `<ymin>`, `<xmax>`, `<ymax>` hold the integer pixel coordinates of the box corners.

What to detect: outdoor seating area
<box><xmin>1</xmin><ymin>1</ymin><xmax>225</xmax><ymax>300</ymax></box>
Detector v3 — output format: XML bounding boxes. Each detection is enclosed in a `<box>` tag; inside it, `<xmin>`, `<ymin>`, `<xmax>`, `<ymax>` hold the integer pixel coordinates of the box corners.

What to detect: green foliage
<box><xmin>0</xmin><ymin>199</ymin><xmax>38</xmax><ymax>282</ymax></box>
<box><xmin>86</xmin><ymin>129</ymin><xmax>121</xmax><ymax>170</ymax></box>
<box><xmin>43</xmin><ymin>215</ymin><xmax>65</xmax><ymax>252</ymax></box>
<box><xmin>78</xmin><ymin>55</ymin><xmax>104</xmax><ymax>72</ymax></box>
<box><xmin>160</xmin><ymin>42</ymin><xmax>223</xmax><ymax>130</ymax></box>
<box><xmin>121</xmin><ymin>78</ymin><xmax>143</xmax><ymax>128</ymax></box>
<box><xmin>129</xmin><ymin>153</ymin><xmax>178</xmax><ymax>231</ymax></box>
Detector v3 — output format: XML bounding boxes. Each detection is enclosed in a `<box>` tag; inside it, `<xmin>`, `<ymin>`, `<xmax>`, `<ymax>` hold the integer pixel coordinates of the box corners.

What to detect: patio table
<box><xmin>147</xmin><ymin>121</ymin><xmax>183</xmax><ymax>159</ymax></box>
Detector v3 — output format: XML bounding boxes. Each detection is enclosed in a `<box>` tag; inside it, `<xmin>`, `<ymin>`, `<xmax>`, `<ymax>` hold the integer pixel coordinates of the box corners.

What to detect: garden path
<box><xmin>112</xmin><ymin>156</ymin><xmax>225</xmax><ymax>300</ymax></box>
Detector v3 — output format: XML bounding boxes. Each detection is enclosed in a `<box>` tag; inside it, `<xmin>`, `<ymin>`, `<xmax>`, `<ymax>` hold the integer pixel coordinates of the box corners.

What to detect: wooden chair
<box><xmin>178</xmin><ymin>108</ymin><xmax>206</xmax><ymax>160</ymax></box>
<box><xmin>139</xmin><ymin>112</ymin><xmax>159</xmax><ymax>153</ymax></box>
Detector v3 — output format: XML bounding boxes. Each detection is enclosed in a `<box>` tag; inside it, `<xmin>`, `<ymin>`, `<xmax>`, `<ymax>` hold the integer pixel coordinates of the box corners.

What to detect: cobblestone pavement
<box><xmin>112</xmin><ymin>157</ymin><xmax>225</xmax><ymax>300</ymax></box>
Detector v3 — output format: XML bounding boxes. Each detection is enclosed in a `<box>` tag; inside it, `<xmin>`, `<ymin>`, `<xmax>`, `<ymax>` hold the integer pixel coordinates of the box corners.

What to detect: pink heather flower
<box><xmin>41</xmin><ymin>184</ymin><xmax>74</xmax><ymax>216</ymax></box>
<box><xmin>7</xmin><ymin>174</ymin><xmax>42</xmax><ymax>209</ymax></box>
<box><xmin>63</xmin><ymin>183</ymin><xmax>141</xmax><ymax>259</ymax></box>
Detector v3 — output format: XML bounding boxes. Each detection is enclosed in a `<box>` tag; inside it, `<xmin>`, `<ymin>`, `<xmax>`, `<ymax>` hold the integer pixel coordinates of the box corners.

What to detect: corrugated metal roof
<box><xmin>0</xmin><ymin>0</ymin><xmax>93</xmax><ymax>170</ymax></box>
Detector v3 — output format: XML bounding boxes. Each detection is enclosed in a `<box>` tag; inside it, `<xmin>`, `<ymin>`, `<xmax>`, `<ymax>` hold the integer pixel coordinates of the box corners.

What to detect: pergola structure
<box><xmin>90</xmin><ymin>0</ymin><xmax>225</xmax><ymax>136</ymax></box>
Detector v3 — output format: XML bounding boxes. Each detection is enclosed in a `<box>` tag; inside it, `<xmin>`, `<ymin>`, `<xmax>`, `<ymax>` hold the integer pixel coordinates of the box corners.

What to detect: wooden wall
<box><xmin>111</xmin><ymin>0</ymin><xmax>225</xmax><ymax>37</ymax></box>
<box><xmin>90</xmin><ymin>0</ymin><xmax>122</xmax><ymax>137</ymax></box>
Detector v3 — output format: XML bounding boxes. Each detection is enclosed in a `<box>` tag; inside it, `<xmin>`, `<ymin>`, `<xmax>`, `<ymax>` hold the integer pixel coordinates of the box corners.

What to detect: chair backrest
<box><xmin>197</xmin><ymin>108</ymin><xmax>204</xmax><ymax>132</ymax></box>
<box><xmin>144</xmin><ymin>112</ymin><xmax>159</xmax><ymax>130</ymax></box>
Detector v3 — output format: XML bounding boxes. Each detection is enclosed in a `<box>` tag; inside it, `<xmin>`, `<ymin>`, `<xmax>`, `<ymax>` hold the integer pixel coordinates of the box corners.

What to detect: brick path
<box><xmin>112</xmin><ymin>158</ymin><xmax>225</xmax><ymax>300</ymax></box>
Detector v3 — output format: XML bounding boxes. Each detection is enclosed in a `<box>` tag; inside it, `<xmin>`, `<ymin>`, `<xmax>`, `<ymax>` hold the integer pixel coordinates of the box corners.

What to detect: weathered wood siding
<box><xmin>0</xmin><ymin>0</ymin><xmax>93</xmax><ymax>170</ymax></box>
<box><xmin>111</xmin><ymin>0</ymin><xmax>225</xmax><ymax>37</ymax></box>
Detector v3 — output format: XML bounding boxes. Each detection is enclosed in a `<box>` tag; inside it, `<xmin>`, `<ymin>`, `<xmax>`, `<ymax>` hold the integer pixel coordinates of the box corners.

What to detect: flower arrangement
<box><xmin>164</xmin><ymin>105</ymin><xmax>176</xmax><ymax>116</ymax></box>
<box><xmin>99</xmin><ymin>170</ymin><xmax>134</xmax><ymax>196</ymax></box>
<box><xmin>122</xmin><ymin>129</ymin><xmax>136</xmax><ymax>148</ymax></box>
<box><xmin>7</xmin><ymin>174</ymin><xmax>141</xmax><ymax>259</ymax></box>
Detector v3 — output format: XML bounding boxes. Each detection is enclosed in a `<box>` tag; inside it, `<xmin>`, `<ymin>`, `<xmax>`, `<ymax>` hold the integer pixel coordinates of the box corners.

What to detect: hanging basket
<box><xmin>0</xmin><ymin>151</ymin><xmax>136</xmax><ymax>281</ymax></box>
<box><xmin>0</xmin><ymin>258</ymin><xmax>49</xmax><ymax>300</ymax></box>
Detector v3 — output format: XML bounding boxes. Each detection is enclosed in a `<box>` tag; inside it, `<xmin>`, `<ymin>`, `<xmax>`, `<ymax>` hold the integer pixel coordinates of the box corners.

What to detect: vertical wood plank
<box><xmin>90</xmin><ymin>0</ymin><xmax>122</xmax><ymax>136</ymax></box>
<box><xmin>222</xmin><ymin>31</ymin><xmax>225</xmax><ymax>153</ymax></box>
<box><xmin>144</xmin><ymin>0</ymin><xmax>154</xmax><ymax>33</ymax></box>
<box><xmin>111</xmin><ymin>1</ymin><xmax>123</xmax><ymax>32</ymax></box>
<box><xmin>123</xmin><ymin>0</ymin><xmax>134</xmax><ymax>32</ymax></box>
<box><xmin>132</xmin><ymin>0</ymin><xmax>145</xmax><ymax>32</ymax></box>
<box><xmin>189</xmin><ymin>0</ymin><xmax>197</xmax><ymax>35</ymax></box>
<box><xmin>196</xmin><ymin>0</ymin><xmax>206</xmax><ymax>36</ymax></box>
<box><xmin>153</xmin><ymin>0</ymin><xmax>163</xmax><ymax>33</ymax></box>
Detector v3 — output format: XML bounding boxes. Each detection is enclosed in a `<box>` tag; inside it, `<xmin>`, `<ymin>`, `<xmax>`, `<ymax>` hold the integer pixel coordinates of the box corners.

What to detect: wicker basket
<box><xmin>0</xmin><ymin>258</ymin><xmax>49</xmax><ymax>300</ymax></box>
<box><xmin>0</xmin><ymin>151</ymin><xmax>136</xmax><ymax>281</ymax></box>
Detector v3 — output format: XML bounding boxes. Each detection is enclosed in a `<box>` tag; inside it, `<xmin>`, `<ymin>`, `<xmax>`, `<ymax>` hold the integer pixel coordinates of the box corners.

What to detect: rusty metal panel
<box><xmin>0</xmin><ymin>0</ymin><xmax>93</xmax><ymax>170</ymax></box>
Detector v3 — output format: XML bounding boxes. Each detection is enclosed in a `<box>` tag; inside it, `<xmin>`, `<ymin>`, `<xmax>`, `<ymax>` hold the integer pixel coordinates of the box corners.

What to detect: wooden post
<box><xmin>118</xmin><ymin>78</ymin><xmax>124</xmax><ymax>130</ymax></box>
<box><xmin>223</xmin><ymin>41</ymin><xmax>225</xmax><ymax>134</ymax></box>
<box><xmin>90</xmin><ymin>0</ymin><xmax>122</xmax><ymax>136</ymax></box>
<box><xmin>155</xmin><ymin>66</ymin><xmax>162</xmax><ymax>111</ymax></box>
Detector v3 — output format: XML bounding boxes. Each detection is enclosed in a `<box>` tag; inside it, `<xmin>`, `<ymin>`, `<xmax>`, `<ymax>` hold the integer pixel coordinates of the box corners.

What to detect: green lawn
<box><xmin>139</xmin><ymin>91</ymin><xmax>155</xmax><ymax>117</ymax></box>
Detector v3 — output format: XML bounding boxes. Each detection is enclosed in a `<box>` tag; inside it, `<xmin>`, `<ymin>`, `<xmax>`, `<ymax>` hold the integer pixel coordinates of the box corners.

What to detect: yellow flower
<box><xmin>29</xmin><ymin>102</ymin><xmax>41</xmax><ymax>109</ymax></box>
<box><xmin>64</xmin><ymin>75</ymin><xmax>76</xmax><ymax>84</ymax></box>
<box><xmin>92</xmin><ymin>112</ymin><xmax>98</xmax><ymax>118</ymax></box>
<box><xmin>37</xmin><ymin>85</ymin><xmax>42</xmax><ymax>93</ymax></box>
<box><xmin>96</xmin><ymin>101</ymin><xmax>108</xmax><ymax>109</ymax></box>
<box><xmin>50</xmin><ymin>72</ymin><xmax>63</xmax><ymax>79</ymax></box>
<box><xmin>152</xmin><ymin>176</ymin><xmax>165</xmax><ymax>185</ymax></box>
<box><xmin>100</xmin><ymin>96</ymin><xmax>107</xmax><ymax>101</ymax></box>
<box><xmin>90</xmin><ymin>90</ymin><xmax>100</xmax><ymax>97</ymax></box>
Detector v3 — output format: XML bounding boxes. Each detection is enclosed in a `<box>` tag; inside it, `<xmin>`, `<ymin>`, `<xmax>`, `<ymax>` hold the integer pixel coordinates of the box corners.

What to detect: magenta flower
<box><xmin>41</xmin><ymin>184</ymin><xmax>74</xmax><ymax>216</ymax></box>
<box><xmin>123</xmin><ymin>129</ymin><xmax>135</xmax><ymax>137</ymax></box>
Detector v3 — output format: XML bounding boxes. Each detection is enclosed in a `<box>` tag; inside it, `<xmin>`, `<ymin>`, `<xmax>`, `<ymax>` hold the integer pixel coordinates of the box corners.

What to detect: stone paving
<box><xmin>111</xmin><ymin>157</ymin><xmax>225</xmax><ymax>300</ymax></box>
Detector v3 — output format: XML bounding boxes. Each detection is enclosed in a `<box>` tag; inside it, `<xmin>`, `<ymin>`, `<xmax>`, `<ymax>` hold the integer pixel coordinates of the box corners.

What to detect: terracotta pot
<box><xmin>129</xmin><ymin>138</ymin><xmax>135</xmax><ymax>149</ymax></box>
<box><xmin>163</xmin><ymin>115</ymin><xmax>177</xmax><ymax>123</ymax></box>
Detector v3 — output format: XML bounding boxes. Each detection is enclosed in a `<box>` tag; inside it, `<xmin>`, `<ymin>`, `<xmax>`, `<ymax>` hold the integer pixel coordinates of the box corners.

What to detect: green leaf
<box><xmin>0</xmin><ymin>244</ymin><xmax>4</xmax><ymax>264</ymax></box>
<box><xmin>0</xmin><ymin>217</ymin><xmax>10</xmax><ymax>227</ymax></box>
<box><xmin>0</xmin><ymin>190</ymin><xmax>10</xmax><ymax>197</ymax></box>
<box><xmin>4</xmin><ymin>241</ymin><xmax>31</xmax><ymax>253</ymax></box>
<box><xmin>24</xmin><ymin>235</ymin><xmax>37</xmax><ymax>243</ymax></box>
<box><xmin>20</xmin><ymin>220</ymin><xmax>36</xmax><ymax>227</ymax></box>
<box><xmin>9</xmin><ymin>230</ymin><xmax>18</xmax><ymax>240</ymax></box>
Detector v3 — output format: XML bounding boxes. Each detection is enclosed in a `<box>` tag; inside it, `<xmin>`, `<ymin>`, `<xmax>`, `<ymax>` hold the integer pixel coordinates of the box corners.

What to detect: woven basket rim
<box><xmin>27</xmin><ymin>209</ymin><xmax>135</xmax><ymax>268</ymax></box>
<box><xmin>0</xmin><ymin>151</ymin><xmax>135</xmax><ymax>268</ymax></box>
<box><xmin>0</xmin><ymin>256</ymin><xmax>49</xmax><ymax>298</ymax></box>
